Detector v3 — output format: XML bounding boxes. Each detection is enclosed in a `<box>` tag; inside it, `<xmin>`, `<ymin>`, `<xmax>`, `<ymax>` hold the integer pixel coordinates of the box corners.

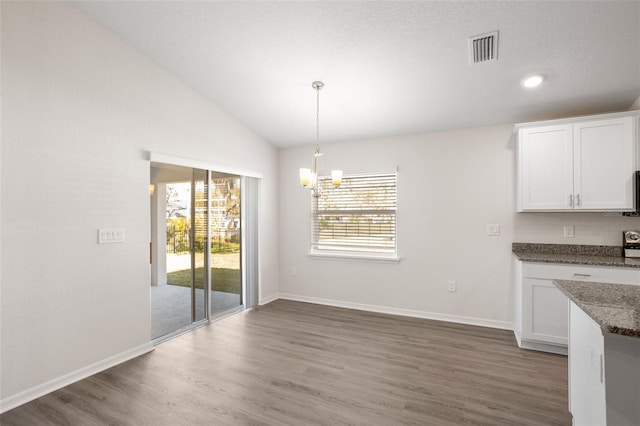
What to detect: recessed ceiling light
<box><xmin>522</xmin><ymin>74</ymin><xmax>545</xmax><ymax>88</ymax></box>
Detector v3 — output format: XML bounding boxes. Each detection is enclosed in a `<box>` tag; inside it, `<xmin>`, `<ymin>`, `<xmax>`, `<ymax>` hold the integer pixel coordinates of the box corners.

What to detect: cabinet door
<box><xmin>522</xmin><ymin>278</ymin><xmax>568</xmax><ymax>345</ymax></box>
<box><xmin>573</xmin><ymin>117</ymin><xmax>635</xmax><ymax>210</ymax></box>
<box><xmin>569</xmin><ymin>301</ymin><xmax>606</xmax><ymax>426</ymax></box>
<box><xmin>519</xmin><ymin>125</ymin><xmax>574</xmax><ymax>211</ymax></box>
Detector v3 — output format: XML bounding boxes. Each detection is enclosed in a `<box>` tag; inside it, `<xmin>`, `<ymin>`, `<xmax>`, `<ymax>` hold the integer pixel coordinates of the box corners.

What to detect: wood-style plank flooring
<box><xmin>1</xmin><ymin>300</ymin><xmax>572</xmax><ymax>425</ymax></box>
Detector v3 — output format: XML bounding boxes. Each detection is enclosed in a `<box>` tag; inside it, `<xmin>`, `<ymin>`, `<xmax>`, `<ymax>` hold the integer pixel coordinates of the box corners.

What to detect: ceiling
<box><xmin>73</xmin><ymin>1</ymin><xmax>640</xmax><ymax>148</ymax></box>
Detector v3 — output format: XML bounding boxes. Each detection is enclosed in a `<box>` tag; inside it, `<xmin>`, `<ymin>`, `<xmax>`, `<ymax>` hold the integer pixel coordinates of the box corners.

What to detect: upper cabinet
<box><xmin>516</xmin><ymin>112</ymin><xmax>639</xmax><ymax>212</ymax></box>
<box><xmin>519</xmin><ymin>124</ymin><xmax>574</xmax><ymax>211</ymax></box>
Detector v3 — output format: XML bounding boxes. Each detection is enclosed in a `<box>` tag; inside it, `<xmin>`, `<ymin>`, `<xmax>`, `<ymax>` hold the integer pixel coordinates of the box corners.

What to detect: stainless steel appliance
<box><xmin>623</xmin><ymin>170</ymin><xmax>640</xmax><ymax>216</ymax></box>
<box><xmin>623</xmin><ymin>230</ymin><xmax>640</xmax><ymax>258</ymax></box>
<box><xmin>635</xmin><ymin>170</ymin><xmax>640</xmax><ymax>212</ymax></box>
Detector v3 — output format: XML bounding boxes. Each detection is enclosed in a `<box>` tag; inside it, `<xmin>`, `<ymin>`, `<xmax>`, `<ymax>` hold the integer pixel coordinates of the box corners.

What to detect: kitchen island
<box><xmin>553</xmin><ymin>279</ymin><xmax>640</xmax><ymax>426</ymax></box>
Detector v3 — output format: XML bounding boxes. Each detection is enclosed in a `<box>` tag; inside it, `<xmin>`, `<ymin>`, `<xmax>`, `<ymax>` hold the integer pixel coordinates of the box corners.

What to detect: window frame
<box><xmin>308</xmin><ymin>169</ymin><xmax>399</xmax><ymax>263</ymax></box>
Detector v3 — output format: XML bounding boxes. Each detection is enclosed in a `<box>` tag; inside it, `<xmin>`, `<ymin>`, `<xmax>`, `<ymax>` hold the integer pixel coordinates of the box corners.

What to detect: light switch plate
<box><xmin>486</xmin><ymin>224</ymin><xmax>500</xmax><ymax>236</ymax></box>
<box><xmin>98</xmin><ymin>228</ymin><xmax>125</xmax><ymax>244</ymax></box>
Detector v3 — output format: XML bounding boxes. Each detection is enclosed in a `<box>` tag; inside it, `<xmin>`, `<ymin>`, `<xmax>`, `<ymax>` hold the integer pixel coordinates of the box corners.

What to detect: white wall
<box><xmin>630</xmin><ymin>95</ymin><xmax>640</xmax><ymax>111</ymax></box>
<box><xmin>514</xmin><ymin>212</ymin><xmax>635</xmax><ymax>245</ymax></box>
<box><xmin>279</xmin><ymin>125</ymin><xmax>518</xmax><ymax>328</ymax></box>
<box><xmin>279</xmin><ymin>123</ymin><xmax>637</xmax><ymax>328</ymax></box>
<box><xmin>0</xmin><ymin>0</ymin><xmax>279</xmax><ymax>408</ymax></box>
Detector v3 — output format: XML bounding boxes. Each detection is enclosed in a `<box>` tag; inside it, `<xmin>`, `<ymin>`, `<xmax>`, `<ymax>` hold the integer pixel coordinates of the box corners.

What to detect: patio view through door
<box><xmin>208</xmin><ymin>172</ymin><xmax>243</xmax><ymax>318</ymax></box>
<box><xmin>150</xmin><ymin>163</ymin><xmax>244</xmax><ymax>341</ymax></box>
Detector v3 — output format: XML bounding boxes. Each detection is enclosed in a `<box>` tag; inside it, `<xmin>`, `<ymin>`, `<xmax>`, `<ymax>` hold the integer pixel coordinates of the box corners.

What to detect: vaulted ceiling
<box><xmin>73</xmin><ymin>1</ymin><xmax>640</xmax><ymax>148</ymax></box>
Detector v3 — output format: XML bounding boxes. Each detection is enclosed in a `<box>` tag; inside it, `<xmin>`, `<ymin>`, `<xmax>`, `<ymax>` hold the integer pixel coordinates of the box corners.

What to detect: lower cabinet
<box><xmin>522</xmin><ymin>278</ymin><xmax>568</xmax><ymax>346</ymax></box>
<box><xmin>513</xmin><ymin>260</ymin><xmax>639</xmax><ymax>355</ymax></box>
<box><xmin>568</xmin><ymin>301</ymin><xmax>640</xmax><ymax>426</ymax></box>
<box><xmin>568</xmin><ymin>300</ymin><xmax>606</xmax><ymax>425</ymax></box>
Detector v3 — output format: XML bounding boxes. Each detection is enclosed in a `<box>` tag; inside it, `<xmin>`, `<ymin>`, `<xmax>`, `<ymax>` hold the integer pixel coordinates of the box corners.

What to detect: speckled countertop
<box><xmin>553</xmin><ymin>280</ymin><xmax>640</xmax><ymax>338</ymax></box>
<box><xmin>512</xmin><ymin>243</ymin><xmax>640</xmax><ymax>268</ymax></box>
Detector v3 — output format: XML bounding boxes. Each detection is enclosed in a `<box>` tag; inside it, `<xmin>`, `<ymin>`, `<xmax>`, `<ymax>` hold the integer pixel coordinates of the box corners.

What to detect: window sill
<box><xmin>307</xmin><ymin>250</ymin><xmax>400</xmax><ymax>263</ymax></box>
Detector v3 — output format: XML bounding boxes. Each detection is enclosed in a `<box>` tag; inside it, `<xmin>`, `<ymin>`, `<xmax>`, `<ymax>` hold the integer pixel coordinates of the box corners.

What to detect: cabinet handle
<box><xmin>573</xmin><ymin>273</ymin><xmax>591</xmax><ymax>277</ymax></box>
<box><xmin>576</xmin><ymin>194</ymin><xmax>581</xmax><ymax>206</ymax></box>
<box><xmin>569</xmin><ymin>194</ymin><xmax>573</xmax><ymax>207</ymax></box>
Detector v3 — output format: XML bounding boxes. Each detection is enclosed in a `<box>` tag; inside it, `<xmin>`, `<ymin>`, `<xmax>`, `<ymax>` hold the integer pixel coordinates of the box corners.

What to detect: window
<box><xmin>311</xmin><ymin>171</ymin><xmax>397</xmax><ymax>260</ymax></box>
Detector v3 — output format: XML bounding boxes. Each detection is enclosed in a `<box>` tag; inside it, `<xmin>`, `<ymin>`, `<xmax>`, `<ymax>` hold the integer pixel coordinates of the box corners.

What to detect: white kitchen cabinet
<box><xmin>513</xmin><ymin>260</ymin><xmax>640</xmax><ymax>355</ymax></box>
<box><xmin>574</xmin><ymin>117</ymin><xmax>636</xmax><ymax>210</ymax></box>
<box><xmin>523</xmin><ymin>278</ymin><xmax>568</xmax><ymax>346</ymax></box>
<box><xmin>517</xmin><ymin>111</ymin><xmax>638</xmax><ymax>212</ymax></box>
<box><xmin>569</xmin><ymin>300</ymin><xmax>606</xmax><ymax>426</ymax></box>
<box><xmin>519</xmin><ymin>124</ymin><xmax>573</xmax><ymax>211</ymax></box>
<box><xmin>568</xmin><ymin>301</ymin><xmax>640</xmax><ymax>426</ymax></box>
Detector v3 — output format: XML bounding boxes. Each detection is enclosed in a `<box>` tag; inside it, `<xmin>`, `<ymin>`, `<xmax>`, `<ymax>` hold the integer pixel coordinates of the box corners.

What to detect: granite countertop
<box><xmin>512</xmin><ymin>243</ymin><xmax>640</xmax><ymax>268</ymax></box>
<box><xmin>553</xmin><ymin>279</ymin><xmax>640</xmax><ymax>338</ymax></box>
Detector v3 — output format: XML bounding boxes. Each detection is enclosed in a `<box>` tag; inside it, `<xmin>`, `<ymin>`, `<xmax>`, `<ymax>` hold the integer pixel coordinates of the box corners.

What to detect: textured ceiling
<box><xmin>73</xmin><ymin>1</ymin><xmax>640</xmax><ymax>148</ymax></box>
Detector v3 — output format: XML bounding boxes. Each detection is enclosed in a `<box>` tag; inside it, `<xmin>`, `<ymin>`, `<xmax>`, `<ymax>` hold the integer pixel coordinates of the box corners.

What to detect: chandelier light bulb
<box><xmin>331</xmin><ymin>170</ymin><xmax>343</xmax><ymax>187</ymax></box>
<box><xmin>299</xmin><ymin>168</ymin><xmax>312</xmax><ymax>187</ymax></box>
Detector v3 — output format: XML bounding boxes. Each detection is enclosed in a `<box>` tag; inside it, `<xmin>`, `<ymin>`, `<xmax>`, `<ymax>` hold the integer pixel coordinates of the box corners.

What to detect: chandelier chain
<box><xmin>299</xmin><ymin>80</ymin><xmax>339</xmax><ymax>197</ymax></box>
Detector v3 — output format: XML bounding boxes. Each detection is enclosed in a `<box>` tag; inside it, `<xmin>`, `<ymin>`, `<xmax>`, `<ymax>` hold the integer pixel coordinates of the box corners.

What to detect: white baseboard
<box><xmin>276</xmin><ymin>293</ymin><xmax>513</xmax><ymax>331</ymax></box>
<box><xmin>517</xmin><ymin>339</ymin><xmax>568</xmax><ymax>355</ymax></box>
<box><xmin>0</xmin><ymin>343</ymin><xmax>154</xmax><ymax>414</ymax></box>
<box><xmin>258</xmin><ymin>292</ymin><xmax>280</xmax><ymax>306</ymax></box>
<box><xmin>514</xmin><ymin>332</ymin><xmax>568</xmax><ymax>355</ymax></box>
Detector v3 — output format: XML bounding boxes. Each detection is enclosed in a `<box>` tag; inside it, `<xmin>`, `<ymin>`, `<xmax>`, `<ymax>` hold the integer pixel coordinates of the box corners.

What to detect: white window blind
<box><xmin>312</xmin><ymin>171</ymin><xmax>397</xmax><ymax>254</ymax></box>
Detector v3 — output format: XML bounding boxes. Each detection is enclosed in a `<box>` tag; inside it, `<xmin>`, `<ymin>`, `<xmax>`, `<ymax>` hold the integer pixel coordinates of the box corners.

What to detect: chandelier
<box><xmin>299</xmin><ymin>81</ymin><xmax>342</xmax><ymax>197</ymax></box>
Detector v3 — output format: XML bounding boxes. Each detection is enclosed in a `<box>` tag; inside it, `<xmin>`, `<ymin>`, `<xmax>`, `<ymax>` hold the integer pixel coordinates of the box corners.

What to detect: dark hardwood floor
<box><xmin>1</xmin><ymin>300</ymin><xmax>572</xmax><ymax>425</ymax></box>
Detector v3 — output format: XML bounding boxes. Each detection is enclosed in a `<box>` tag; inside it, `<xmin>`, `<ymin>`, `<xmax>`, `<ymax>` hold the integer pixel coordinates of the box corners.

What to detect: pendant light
<box><xmin>299</xmin><ymin>81</ymin><xmax>342</xmax><ymax>197</ymax></box>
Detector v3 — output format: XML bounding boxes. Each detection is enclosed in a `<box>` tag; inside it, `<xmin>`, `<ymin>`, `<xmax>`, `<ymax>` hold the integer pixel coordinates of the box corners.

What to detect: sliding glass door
<box><xmin>192</xmin><ymin>168</ymin><xmax>208</xmax><ymax>324</ymax></box>
<box><xmin>150</xmin><ymin>163</ymin><xmax>247</xmax><ymax>341</ymax></box>
<box><xmin>209</xmin><ymin>173</ymin><xmax>243</xmax><ymax>318</ymax></box>
<box><xmin>150</xmin><ymin>164</ymin><xmax>206</xmax><ymax>340</ymax></box>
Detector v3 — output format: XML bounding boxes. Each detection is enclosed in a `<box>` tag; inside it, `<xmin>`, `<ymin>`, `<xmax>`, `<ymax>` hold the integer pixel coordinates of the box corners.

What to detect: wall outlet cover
<box><xmin>564</xmin><ymin>226</ymin><xmax>575</xmax><ymax>238</ymax></box>
<box><xmin>98</xmin><ymin>228</ymin><xmax>125</xmax><ymax>244</ymax></box>
<box><xmin>486</xmin><ymin>224</ymin><xmax>500</xmax><ymax>236</ymax></box>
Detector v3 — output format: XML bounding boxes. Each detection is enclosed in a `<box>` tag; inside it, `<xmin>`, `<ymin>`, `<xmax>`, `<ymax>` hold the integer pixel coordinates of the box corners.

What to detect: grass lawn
<box><xmin>167</xmin><ymin>267</ymin><xmax>241</xmax><ymax>294</ymax></box>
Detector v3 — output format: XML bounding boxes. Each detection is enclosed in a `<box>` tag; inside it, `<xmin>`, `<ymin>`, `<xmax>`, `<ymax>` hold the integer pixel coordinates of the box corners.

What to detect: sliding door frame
<box><xmin>149</xmin><ymin>152</ymin><xmax>263</xmax><ymax>181</ymax></box>
<box><xmin>149</xmin><ymin>152</ymin><xmax>262</xmax><ymax>342</ymax></box>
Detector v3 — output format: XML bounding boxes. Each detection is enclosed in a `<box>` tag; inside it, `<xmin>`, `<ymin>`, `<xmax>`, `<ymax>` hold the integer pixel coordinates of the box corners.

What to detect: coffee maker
<box><xmin>623</xmin><ymin>231</ymin><xmax>640</xmax><ymax>258</ymax></box>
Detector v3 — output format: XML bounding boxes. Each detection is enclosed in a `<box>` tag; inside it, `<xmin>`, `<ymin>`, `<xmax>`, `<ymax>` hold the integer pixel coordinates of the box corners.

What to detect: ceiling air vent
<box><xmin>469</xmin><ymin>31</ymin><xmax>499</xmax><ymax>64</ymax></box>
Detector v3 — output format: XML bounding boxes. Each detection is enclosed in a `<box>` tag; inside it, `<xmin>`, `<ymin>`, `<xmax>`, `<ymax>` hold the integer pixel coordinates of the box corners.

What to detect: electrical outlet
<box><xmin>290</xmin><ymin>267</ymin><xmax>297</xmax><ymax>277</ymax></box>
<box><xmin>563</xmin><ymin>226</ymin><xmax>575</xmax><ymax>238</ymax></box>
<box><xmin>448</xmin><ymin>281</ymin><xmax>457</xmax><ymax>292</ymax></box>
<box><xmin>486</xmin><ymin>224</ymin><xmax>500</xmax><ymax>236</ymax></box>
